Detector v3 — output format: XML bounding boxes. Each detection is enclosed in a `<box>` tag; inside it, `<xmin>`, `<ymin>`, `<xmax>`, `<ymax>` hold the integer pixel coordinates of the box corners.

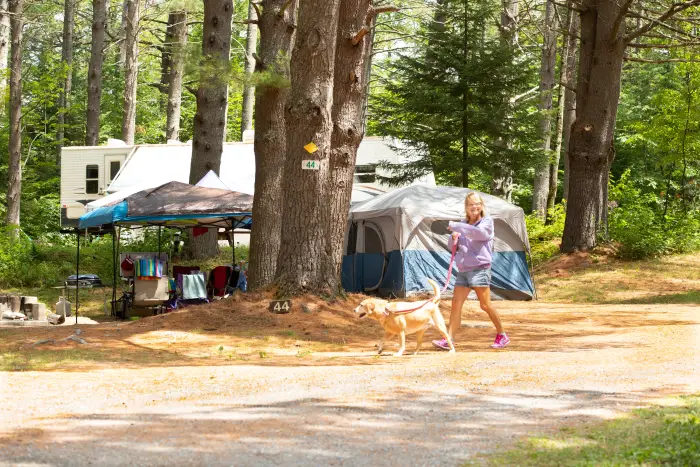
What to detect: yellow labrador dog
<box><xmin>354</xmin><ymin>279</ymin><xmax>455</xmax><ymax>356</ymax></box>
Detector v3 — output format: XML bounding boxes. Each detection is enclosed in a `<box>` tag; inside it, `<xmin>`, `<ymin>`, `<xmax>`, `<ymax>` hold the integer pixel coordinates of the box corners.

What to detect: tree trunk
<box><xmin>491</xmin><ymin>0</ymin><xmax>518</xmax><ymax>202</ymax></box>
<box><xmin>56</xmin><ymin>0</ymin><xmax>77</xmax><ymax>162</ymax></box>
<box><xmin>5</xmin><ymin>0</ymin><xmax>22</xmax><ymax>227</ymax></box>
<box><xmin>121</xmin><ymin>0</ymin><xmax>139</xmax><ymax>145</ymax></box>
<box><xmin>326</xmin><ymin>0</ymin><xmax>375</xmax><ymax>293</ymax></box>
<box><xmin>561</xmin><ymin>1</ymin><xmax>625</xmax><ymax>252</ymax></box>
<box><xmin>248</xmin><ymin>0</ymin><xmax>298</xmax><ymax>290</ymax></box>
<box><xmin>86</xmin><ymin>0</ymin><xmax>107</xmax><ymax>146</ymax></box>
<box><xmin>532</xmin><ymin>0</ymin><xmax>557</xmax><ymax>218</ymax></box>
<box><xmin>240</xmin><ymin>0</ymin><xmax>258</xmax><ymax>139</ymax></box>
<box><xmin>185</xmin><ymin>0</ymin><xmax>233</xmax><ymax>260</ymax></box>
<box><xmin>276</xmin><ymin>0</ymin><xmax>342</xmax><ymax>295</ymax></box>
<box><xmin>0</xmin><ymin>0</ymin><xmax>11</xmax><ymax>91</ymax></box>
<box><xmin>118</xmin><ymin>0</ymin><xmax>128</xmax><ymax>67</ymax></box>
<box><xmin>562</xmin><ymin>1</ymin><xmax>579</xmax><ymax>201</ymax></box>
<box><xmin>165</xmin><ymin>10</ymin><xmax>187</xmax><ymax>142</ymax></box>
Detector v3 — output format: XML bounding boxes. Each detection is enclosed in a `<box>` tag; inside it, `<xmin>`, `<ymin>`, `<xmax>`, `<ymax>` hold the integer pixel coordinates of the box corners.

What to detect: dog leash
<box><xmin>384</xmin><ymin>242</ymin><xmax>458</xmax><ymax>315</ymax></box>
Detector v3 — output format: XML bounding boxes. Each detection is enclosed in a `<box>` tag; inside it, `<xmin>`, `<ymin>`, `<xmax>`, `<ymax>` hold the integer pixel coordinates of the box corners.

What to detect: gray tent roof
<box><xmin>350</xmin><ymin>185</ymin><xmax>530</xmax><ymax>249</ymax></box>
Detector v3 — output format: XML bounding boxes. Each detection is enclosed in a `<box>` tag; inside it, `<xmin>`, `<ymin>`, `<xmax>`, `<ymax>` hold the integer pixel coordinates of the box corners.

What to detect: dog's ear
<box><xmin>365</xmin><ymin>302</ymin><xmax>375</xmax><ymax>314</ymax></box>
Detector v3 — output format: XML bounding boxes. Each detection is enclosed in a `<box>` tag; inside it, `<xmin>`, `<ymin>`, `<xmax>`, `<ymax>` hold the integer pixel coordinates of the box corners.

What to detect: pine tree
<box><xmin>371</xmin><ymin>0</ymin><xmax>536</xmax><ymax>189</ymax></box>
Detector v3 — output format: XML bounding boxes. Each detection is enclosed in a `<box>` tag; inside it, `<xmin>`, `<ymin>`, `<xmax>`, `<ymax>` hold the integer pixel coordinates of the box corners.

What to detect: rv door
<box><xmin>104</xmin><ymin>155</ymin><xmax>126</xmax><ymax>189</ymax></box>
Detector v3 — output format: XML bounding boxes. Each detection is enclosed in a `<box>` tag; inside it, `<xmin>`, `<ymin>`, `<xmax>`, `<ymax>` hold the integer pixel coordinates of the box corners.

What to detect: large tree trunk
<box><xmin>56</xmin><ymin>0</ymin><xmax>77</xmax><ymax>161</ymax></box>
<box><xmin>0</xmin><ymin>0</ymin><xmax>11</xmax><ymax>91</ymax></box>
<box><xmin>532</xmin><ymin>0</ymin><xmax>557</xmax><ymax>218</ymax></box>
<box><xmin>5</xmin><ymin>0</ymin><xmax>22</xmax><ymax>227</ymax></box>
<box><xmin>185</xmin><ymin>0</ymin><xmax>233</xmax><ymax>260</ymax></box>
<box><xmin>276</xmin><ymin>0</ymin><xmax>342</xmax><ymax>295</ymax></box>
<box><xmin>562</xmin><ymin>1</ymin><xmax>579</xmax><ymax>201</ymax></box>
<box><xmin>248</xmin><ymin>0</ymin><xmax>298</xmax><ymax>290</ymax></box>
<box><xmin>326</xmin><ymin>0</ymin><xmax>376</xmax><ymax>293</ymax></box>
<box><xmin>121</xmin><ymin>0</ymin><xmax>139</xmax><ymax>145</ymax></box>
<box><xmin>240</xmin><ymin>0</ymin><xmax>258</xmax><ymax>139</ymax></box>
<box><xmin>165</xmin><ymin>10</ymin><xmax>187</xmax><ymax>142</ymax></box>
<box><xmin>491</xmin><ymin>0</ymin><xmax>518</xmax><ymax>202</ymax></box>
<box><xmin>86</xmin><ymin>0</ymin><xmax>107</xmax><ymax>146</ymax></box>
<box><xmin>561</xmin><ymin>1</ymin><xmax>625</xmax><ymax>252</ymax></box>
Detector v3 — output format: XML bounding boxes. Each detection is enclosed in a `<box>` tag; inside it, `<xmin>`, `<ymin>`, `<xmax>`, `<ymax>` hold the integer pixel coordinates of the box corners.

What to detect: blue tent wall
<box><xmin>342</xmin><ymin>249</ymin><xmax>534</xmax><ymax>300</ymax></box>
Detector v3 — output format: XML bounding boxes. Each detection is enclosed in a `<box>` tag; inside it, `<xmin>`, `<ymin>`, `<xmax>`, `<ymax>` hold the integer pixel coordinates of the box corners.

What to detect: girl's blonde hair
<box><xmin>465</xmin><ymin>192</ymin><xmax>487</xmax><ymax>220</ymax></box>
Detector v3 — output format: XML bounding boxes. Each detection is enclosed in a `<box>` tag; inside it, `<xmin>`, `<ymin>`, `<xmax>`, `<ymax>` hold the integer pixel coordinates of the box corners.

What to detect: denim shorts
<box><xmin>454</xmin><ymin>266</ymin><xmax>491</xmax><ymax>288</ymax></box>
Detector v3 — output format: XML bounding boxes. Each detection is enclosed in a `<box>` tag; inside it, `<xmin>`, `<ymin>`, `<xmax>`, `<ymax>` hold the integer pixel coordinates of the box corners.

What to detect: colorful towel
<box><xmin>136</xmin><ymin>258</ymin><xmax>164</xmax><ymax>279</ymax></box>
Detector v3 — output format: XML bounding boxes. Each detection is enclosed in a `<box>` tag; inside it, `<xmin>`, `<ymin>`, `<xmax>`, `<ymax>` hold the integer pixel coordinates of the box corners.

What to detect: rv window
<box><xmin>86</xmin><ymin>165</ymin><xmax>99</xmax><ymax>194</ymax></box>
<box><xmin>365</xmin><ymin>225</ymin><xmax>383</xmax><ymax>254</ymax></box>
<box><xmin>110</xmin><ymin>161</ymin><xmax>121</xmax><ymax>181</ymax></box>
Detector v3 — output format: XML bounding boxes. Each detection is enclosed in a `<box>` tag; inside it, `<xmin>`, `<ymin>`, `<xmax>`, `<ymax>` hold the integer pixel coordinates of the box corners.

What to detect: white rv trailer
<box><xmin>59</xmin><ymin>136</ymin><xmax>435</xmax><ymax>229</ymax></box>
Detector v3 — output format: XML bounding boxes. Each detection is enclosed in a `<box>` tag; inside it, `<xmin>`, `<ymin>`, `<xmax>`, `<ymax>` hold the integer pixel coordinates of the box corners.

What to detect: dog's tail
<box><xmin>427</xmin><ymin>278</ymin><xmax>441</xmax><ymax>303</ymax></box>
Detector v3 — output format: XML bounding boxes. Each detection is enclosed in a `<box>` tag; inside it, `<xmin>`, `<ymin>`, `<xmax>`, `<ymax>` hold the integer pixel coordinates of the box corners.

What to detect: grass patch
<box><xmin>469</xmin><ymin>395</ymin><xmax>700</xmax><ymax>466</ymax></box>
<box><xmin>536</xmin><ymin>253</ymin><xmax>700</xmax><ymax>304</ymax></box>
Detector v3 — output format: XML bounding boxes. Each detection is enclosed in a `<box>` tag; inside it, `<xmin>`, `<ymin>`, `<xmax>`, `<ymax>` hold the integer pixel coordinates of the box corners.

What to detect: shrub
<box><xmin>526</xmin><ymin>203</ymin><xmax>566</xmax><ymax>266</ymax></box>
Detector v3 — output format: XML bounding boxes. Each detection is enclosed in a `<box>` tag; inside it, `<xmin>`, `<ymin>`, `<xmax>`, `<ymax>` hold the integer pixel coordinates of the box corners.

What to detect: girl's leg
<box><xmin>473</xmin><ymin>286</ymin><xmax>504</xmax><ymax>334</ymax></box>
<box><xmin>449</xmin><ymin>286</ymin><xmax>471</xmax><ymax>339</ymax></box>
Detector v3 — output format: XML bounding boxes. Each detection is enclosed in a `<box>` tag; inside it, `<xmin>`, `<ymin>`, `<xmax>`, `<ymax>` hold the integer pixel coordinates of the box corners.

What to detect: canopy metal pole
<box><xmin>158</xmin><ymin>226</ymin><xmax>162</xmax><ymax>258</ymax></box>
<box><xmin>231</xmin><ymin>220</ymin><xmax>236</xmax><ymax>265</ymax></box>
<box><xmin>112</xmin><ymin>228</ymin><xmax>117</xmax><ymax>312</ymax></box>
<box><xmin>75</xmin><ymin>228</ymin><xmax>80</xmax><ymax>324</ymax></box>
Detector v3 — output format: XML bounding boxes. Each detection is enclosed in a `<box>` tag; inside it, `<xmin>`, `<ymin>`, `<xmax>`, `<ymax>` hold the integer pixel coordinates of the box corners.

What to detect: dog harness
<box><xmin>384</xmin><ymin>241</ymin><xmax>457</xmax><ymax>315</ymax></box>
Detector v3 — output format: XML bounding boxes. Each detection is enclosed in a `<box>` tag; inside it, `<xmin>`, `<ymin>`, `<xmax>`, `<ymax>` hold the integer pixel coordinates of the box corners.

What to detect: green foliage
<box><xmin>370</xmin><ymin>0</ymin><xmax>538</xmax><ymax>187</ymax></box>
<box><xmin>608</xmin><ymin>170</ymin><xmax>700</xmax><ymax>259</ymax></box>
<box><xmin>526</xmin><ymin>203</ymin><xmax>565</xmax><ymax>266</ymax></box>
<box><xmin>470</xmin><ymin>395</ymin><xmax>700</xmax><ymax>466</ymax></box>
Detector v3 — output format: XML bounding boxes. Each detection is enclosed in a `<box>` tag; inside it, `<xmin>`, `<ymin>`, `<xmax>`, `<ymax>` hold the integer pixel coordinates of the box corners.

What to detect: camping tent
<box><xmin>79</xmin><ymin>181</ymin><xmax>253</xmax><ymax>229</ymax></box>
<box><xmin>341</xmin><ymin>185</ymin><xmax>535</xmax><ymax>300</ymax></box>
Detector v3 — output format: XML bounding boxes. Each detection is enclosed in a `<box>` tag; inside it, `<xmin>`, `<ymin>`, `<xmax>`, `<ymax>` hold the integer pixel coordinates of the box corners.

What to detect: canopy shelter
<box><xmin>342</xmin><ymin>185</ymin><xmax>536</xmax><ymax>300</ymax></box>
<box><xmin>72</xmin><ymin>181</ymin><xmax>254</xmax><ymax>323</ymax></box>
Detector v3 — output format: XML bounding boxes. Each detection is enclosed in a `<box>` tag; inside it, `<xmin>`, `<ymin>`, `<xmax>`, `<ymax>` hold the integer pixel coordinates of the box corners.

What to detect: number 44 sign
<box><xmin>301</xmin><ymin>160</ymin><xmax>320</xmax><ymax>170</ymax></box>
<box><xmin>269</xmin><ymin>299</ymin><xmax>292</xmax><ymax>314</ymax></box>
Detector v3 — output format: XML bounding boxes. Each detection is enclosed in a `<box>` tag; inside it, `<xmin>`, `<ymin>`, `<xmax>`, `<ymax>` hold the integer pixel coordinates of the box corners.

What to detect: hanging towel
<box><xmin>136</xmin><ymin>258</ymin><xmax>164</xmax><ymax>280</ymax></box>
<box><xmin>182</xmin><ymin>273</ymin><xmax>207</xmax><ymax>300</ymax></box>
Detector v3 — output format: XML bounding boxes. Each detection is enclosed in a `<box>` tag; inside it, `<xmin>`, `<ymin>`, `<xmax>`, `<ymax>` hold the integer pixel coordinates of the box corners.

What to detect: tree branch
<box><xmin>351</xmin><ymin>5</ymin><xmax>400</xmax><ymax>46</ymax></box>
<box><xmin>552</xmin><ymin>0</ymin><xmax>585</xmax><ymax>13</ymax></box>
<box><xmin>251</xmin><ymin>2</ymin><xmax>262</xmax><ymax>21</ymax></box>
<box><xmin>625</xmin><ymin>0</ymin><xmax>700</xmax><ymax>43</ymax></box>
<box><xmin>277</xmin><ymin>0</ymin><xmax>294</xmax><ymax>18</ymax></box>
<box><xmin>628</xmin><ymin>40</ymin><xmax>700</xmax><ymax>48</ymax></box>
<box><xmin>611</xmin><ymin>0</ymin><xmax>634</xmax><ymax>42</ymax></box>
<box><xmin>624</xmin><ymin>55</ymin><xmax>700</xmax><ymax>63</ymax></box>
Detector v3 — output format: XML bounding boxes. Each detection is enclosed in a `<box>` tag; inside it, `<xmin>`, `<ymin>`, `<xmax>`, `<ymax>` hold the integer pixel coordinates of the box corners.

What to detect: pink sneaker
<box><xmin>432</xmin><ymin>338</ymin><xmax>453</xmax><ymax>350</ymax></box>
<box><xmin>491</xmin><ymin>334</ymin><xmax>510</xmax><ymax>349</ymax></box>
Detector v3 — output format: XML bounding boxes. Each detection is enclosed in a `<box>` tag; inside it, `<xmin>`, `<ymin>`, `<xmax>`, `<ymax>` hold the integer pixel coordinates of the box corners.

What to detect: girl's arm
<box><xmin>448</xmin><ymin>217</ymin><xmax>494</xmax><ymax>241</ymax></box>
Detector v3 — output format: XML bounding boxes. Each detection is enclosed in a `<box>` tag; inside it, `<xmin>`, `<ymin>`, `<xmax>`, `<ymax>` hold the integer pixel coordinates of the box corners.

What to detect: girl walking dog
<box><xmin>433</xmin><ymin>192</ymin><xmax>510</xmax><ymax>350</ymax></box>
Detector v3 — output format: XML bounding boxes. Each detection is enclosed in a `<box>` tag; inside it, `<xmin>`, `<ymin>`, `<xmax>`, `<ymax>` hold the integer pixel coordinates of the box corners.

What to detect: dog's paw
<box><xmin>448</xmin><ymin>349</ymin><xmax>456</xmax><ymax>354</ymax></box>
<box><xmin>377</xmin><ymin>349</ymin><xmax>383</xmax><ymax>355</ymax></box>
<box><xmin>393</xmin><ymin>351</ymin><xmax>404</xmax><ymax>357</ymax></box>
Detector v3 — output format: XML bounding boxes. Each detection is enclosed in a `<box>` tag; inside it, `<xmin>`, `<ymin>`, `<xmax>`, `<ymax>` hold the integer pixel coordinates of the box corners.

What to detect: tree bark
<box><xmin>121</xmin><ymin>0</ymin><xmax>139</xmax><ymax>145</ymax></box>
<box><xmin>86</xmin><ymin>0</ymin><xmax>107</xmax><ymax>146</ymax></box>
<box><xmin>532</xmin><ymin>0</ymin><xmax>557</xmax><ymax>218</ymax></box>
<box><xmin>248</xmin><ymin>0</ymin><xmax>298</xmax><ymax>290</ymax></box>
<box><xmin>0</xmin><ymin>0</ymin><xmax>11</xmax><ymax>91</ymax></box>
<box><xmin>56</xmin><ymin>0</ymin><xmax>77</xmax><ymax>162</ymax></box>
<box><xmin>491</xmin><ymin>0</ymin><xmax>518</xmax><ymax>202</ymax></box>
<box><xmin>118</xmin><ymin>0</ymin><xmax>128</xmax><ymax>67</ymax></box>
<box><xmin>185</xmin><ymin>0</ymin><xmax>233</xmax><ymax>260</ymax></box>
<box><xmin>276</xmin><ymin>0</ymin><xmax>341</xmax><ymax>295</ymax></box>
<box><xmin>561</xmin><ymin>2</ymin><xmax>579</xmax><ymax>201</ymax></box>
<box><xmin>326</xmin><ymin>0</ymin><xmax>375</xmax><ymax>293</ymax></box>
<box><xmin>5</xmin><ymin>0</ymin><xmax>22</xmax><ymax>227</ymax></box>
<box><xmin>165</xmin><ymin>10</ymin><xmax>187</xmax><ymax>142</ymax></box>
<box><xmin>561</xmin><ymin>1</ymin><xmax>625</xmax><ymax>252</ymax></box>
<box><xmin>240</xmin><ymin>0</ymin><xmax>258</xmax><ymax>139</ymax></box>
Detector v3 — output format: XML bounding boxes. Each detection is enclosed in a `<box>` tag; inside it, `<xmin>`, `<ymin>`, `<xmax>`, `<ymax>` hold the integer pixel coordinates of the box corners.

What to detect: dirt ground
<box><xmin>1</xmin><ymin>256</ymin><xmax>699</xmax><ymax>466</ymax></box>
